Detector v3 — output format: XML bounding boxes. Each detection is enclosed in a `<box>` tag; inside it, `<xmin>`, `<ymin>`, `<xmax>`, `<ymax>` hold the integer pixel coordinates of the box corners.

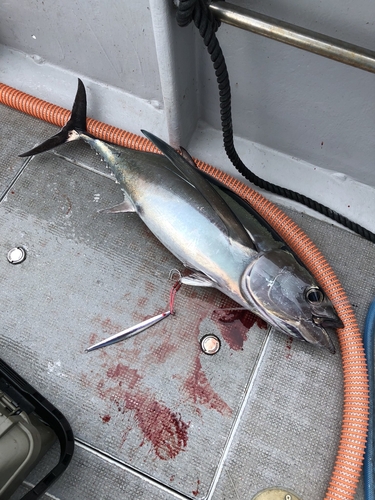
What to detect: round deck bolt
<box><xmin>200</xmin><ymin>334</ymin><xmax>221</xmax><ymax>355</ymax></box>
<box><xmin>7</xmin><ymin>247</ymin><xmax>26</xmax><ymax>264</ymax></box>
<box><xmin>251</xmin><ymin>488</ymin><xmax>301</xmax><ymax>500</ymax></box>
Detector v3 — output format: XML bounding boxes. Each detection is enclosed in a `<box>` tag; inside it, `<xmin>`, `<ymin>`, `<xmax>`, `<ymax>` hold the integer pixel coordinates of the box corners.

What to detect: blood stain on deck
<box><xmin>137</xmin><ymin>296</ymin><xmax>148</xmax><ymax>309</ymax></box>
<box><xmin>92</xmin><ymin>315</ymin><xmax>124</xmax><ymax>336</ymax></box>
<box><xmin>183</xmin><ymin>354</ymin><xmax>231</xmax><ymax>416</ymax></box>
<box><xmin>212</xmin><ymin>308</ymin><xmax>267</xmax><ymax>350</ymax></box>
<box><xmin>285</xmin><ymin>336</ymin><xmax>294</xmax><ymax>359</ymax></box>
<box><xmin>146</xmin><ymin>325</ymin><xmax>179</xmax><ymax>364</ymax></box>
<box><xmin>192</xmin><ymin>479</ymin><xmax>201</xmax><ymax>497</ymax></box>
<box><xmin>97</xmin><ymin>363</ymin><xmax>189</xmax><ymax>460</ymax></box>
<box><xmin>107</xmin><ymin>364</ymin><xmax>142</xmax><ymax>389</ymax></box>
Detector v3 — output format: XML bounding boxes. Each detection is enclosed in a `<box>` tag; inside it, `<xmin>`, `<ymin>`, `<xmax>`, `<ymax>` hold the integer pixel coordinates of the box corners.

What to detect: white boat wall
<box><xmin>1</xmin><ymin>0</ymin><xmax>374</xmax><ymax>230</ymax></box>
<box><xmin>0</xmin><ymin>1</ymin><xmax>374</xmax><ymax>500</ymax></box>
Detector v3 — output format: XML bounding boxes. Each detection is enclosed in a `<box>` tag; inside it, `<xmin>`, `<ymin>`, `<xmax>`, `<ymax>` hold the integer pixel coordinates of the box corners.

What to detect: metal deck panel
<box><xmin>10</xmin><ymin>441</ymin><xmax>182</xmax><ymax>500</ymax></box>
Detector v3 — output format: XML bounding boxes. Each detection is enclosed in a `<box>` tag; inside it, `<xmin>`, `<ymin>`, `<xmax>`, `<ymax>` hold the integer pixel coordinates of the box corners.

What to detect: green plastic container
<box><xmin>0</xmin><ymin>359</ymin><xmax>74</xmax><ymax>500</ymax></box>
<box><xmin>0</xmin><ymin>389</ymin><xmax>57</xmax><ymax>499</ymax></box>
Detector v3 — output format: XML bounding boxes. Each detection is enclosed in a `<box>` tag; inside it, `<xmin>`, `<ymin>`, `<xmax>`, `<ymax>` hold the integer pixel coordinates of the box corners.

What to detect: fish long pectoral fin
<box><xmin>141</xmin><ymin>130</ymin><xmax>255</xmax><ymax>250</ymax></box>
<box><xmin>180</xmin><ymin>271</ymin><xmax>216</xmax><ymax>287</ymax></box>
<box><xmin>98</xmin><ymin>199</ymin><xmax>136</xmax><ymax>214</ymax></box>
<box><xmin>208</xmin><ymin>181</ymin><xmax>287</xmax><ymax>253</ymax></box>
<box><xmin>19</xmin><ymin>78</ymin><xmax>88</xmax><ymax>157</ymax></box>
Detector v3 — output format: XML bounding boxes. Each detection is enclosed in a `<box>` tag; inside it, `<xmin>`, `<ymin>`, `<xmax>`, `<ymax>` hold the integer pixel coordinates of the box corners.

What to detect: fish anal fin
<box><xmin>98</xmin><ymin>199</ymin><xmax>136</xmax><ymax>214</ymax></box>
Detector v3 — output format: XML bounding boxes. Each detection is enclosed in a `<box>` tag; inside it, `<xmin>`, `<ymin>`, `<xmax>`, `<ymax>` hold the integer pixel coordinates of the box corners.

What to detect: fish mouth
<box><xmin>285</xmin><ymin>319</ymin><xmax>337</xmax><ymax>354</ymax></box>
<box><xmin>312</xmin><ymin>315</ymin><xmax>344</xmax><ymax>330</ymax></box>
<box><xmin>309</xmin><ymin>315</ymin><xmax>343</xmax><ymax>354</ymax></box>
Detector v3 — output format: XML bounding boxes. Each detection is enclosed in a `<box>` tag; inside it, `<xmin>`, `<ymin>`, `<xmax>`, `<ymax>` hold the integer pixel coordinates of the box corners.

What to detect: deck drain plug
<box><xmin>251</xmin><ymin>488</ymin><xmax>301</xmax><ymax>500</ymax></box>
<box><xmin>7</xmin><ymin>247</ymin><xmax>26</xmax><ymax>264</ymax></box>
<box><xmin>200</xmin><ymin>334</ymin><xmax>221</xmax><ymax>355</ymax></box>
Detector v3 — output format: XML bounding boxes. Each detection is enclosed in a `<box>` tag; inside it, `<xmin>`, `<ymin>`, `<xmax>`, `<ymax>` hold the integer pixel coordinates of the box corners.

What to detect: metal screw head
<box><xmin>251</xmin><ymin>488</ymin><xmax>301</xmax><ymax>500</ymax></box>
<box><xmin>200</xmin><ymin>334</ymin><xmax>221</xmax><ymax>355</ymax></box>
<box><xmin>7</xmin><ymin>247</ymin><xmax>26</xmax><ymax>264</ymax></box>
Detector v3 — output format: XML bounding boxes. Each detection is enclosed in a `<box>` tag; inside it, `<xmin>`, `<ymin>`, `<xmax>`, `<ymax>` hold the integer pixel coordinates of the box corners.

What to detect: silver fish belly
<box><xmin>81</xmin><ymin>134</ymin><xmax>258</xmax><ymax>307</ymax></box>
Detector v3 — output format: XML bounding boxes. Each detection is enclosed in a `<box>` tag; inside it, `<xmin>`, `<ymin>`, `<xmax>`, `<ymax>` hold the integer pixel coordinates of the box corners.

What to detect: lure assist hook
<box><xmin>85</xmin><ymin>274</ymin><xmax>182</xmax><ymax>352</ymax></box>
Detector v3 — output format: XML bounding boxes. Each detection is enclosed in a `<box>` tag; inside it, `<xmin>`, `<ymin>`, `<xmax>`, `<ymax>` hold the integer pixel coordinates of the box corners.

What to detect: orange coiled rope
<box><xmin>0</xmin><ymin>82</ymin><xmax>369</xmax><ymax>499</ymax></box>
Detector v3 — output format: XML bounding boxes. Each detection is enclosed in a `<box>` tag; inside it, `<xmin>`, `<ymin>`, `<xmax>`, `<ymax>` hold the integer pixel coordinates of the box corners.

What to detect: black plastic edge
<box><xmin>0</xmin><ymin>358</ymin><xmax>74</xmax><ymax>499</ymax></box>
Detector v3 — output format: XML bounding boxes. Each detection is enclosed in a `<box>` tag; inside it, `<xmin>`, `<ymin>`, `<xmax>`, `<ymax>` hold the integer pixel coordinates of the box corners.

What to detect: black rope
<box><xmin>176</xmin><ymin>0</ymin><xmax>375</xmax><ymax>243</ymax></box>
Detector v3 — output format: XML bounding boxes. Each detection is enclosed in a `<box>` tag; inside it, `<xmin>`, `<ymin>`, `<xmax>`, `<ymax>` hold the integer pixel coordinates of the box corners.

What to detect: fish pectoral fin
<box><xmin>98</xmin><ymin>199</ymin><xmax>136</xmax><ymax>214</ymax></box>
<box><xmin>181</xmin><ymin>271</ymin><xmax>216</xmax><ymax>287</ymax></box>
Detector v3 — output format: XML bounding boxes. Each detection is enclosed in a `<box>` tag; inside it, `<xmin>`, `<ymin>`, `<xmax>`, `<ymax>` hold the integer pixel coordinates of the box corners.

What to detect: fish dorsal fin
<box><xmin>141</xmin><ymin>130</ymin><xmax>255</xmax><ymax>249</ymax></box>
<box><xmin>179</xmin><ymin>146</ymin><xmax>198</xmax><ymax>168</ymax></box>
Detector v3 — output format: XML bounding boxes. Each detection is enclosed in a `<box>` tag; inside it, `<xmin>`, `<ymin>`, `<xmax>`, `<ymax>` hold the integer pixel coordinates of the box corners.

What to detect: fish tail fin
<box><xmin>19</xmin><ymin>78</ymin><xmax>87</xmax><ymax>157</ymax></box>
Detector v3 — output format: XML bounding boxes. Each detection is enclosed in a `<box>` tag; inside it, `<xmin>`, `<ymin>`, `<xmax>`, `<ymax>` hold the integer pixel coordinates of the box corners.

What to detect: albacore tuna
<box><xmin>20</xmin><ymin>79</ymin><xmax>343</xmax><ymax>353</ymax></box>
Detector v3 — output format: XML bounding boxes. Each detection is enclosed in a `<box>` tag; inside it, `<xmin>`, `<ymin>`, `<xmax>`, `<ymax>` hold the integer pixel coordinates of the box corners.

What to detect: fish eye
<box><xmin>305</xmin><ymin>287</ymin><xmax>324</xmax><ymax>304</ymax></box>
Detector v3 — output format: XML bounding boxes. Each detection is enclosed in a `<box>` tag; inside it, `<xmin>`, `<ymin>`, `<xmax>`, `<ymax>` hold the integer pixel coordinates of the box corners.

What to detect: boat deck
<box><xmin>1</xmin><ymin>103</ymin><xmax>372</xmax><ymax>500</ymax></box>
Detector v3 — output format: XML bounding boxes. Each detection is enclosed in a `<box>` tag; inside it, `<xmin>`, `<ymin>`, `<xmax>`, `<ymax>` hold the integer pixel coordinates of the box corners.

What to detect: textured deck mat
<box><xmin>1</xmin><ymin>136</ymin><xmax>269</xmax><ymax>499</ymax></box>
<box><xmin>10</xmin><ymin>441</ymin><xmax>182</xmax><ymax>500</ymax></box>
<box><xmin>0</xmin><ymin>105</ymin><xmax>60</xmax><ymax>199</ymax></box>
<box><xmin>1</xmin><ymin>103</ymin><xmax>373</xmax><ymax>500</ymax></box>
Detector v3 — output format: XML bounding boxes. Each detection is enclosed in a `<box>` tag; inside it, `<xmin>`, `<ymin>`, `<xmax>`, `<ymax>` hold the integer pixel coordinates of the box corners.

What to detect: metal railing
<box><xmin>209</xmin><ymin>1</ymin><xmax>375</xmax><ymax>73</ymax></box>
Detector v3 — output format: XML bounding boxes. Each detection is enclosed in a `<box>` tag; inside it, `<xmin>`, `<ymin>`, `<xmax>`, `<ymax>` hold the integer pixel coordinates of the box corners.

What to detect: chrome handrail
<box><xmin>209</xmin><ymin>1</ymin><xmax>375</xmax><ymax>73</ymax></box>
